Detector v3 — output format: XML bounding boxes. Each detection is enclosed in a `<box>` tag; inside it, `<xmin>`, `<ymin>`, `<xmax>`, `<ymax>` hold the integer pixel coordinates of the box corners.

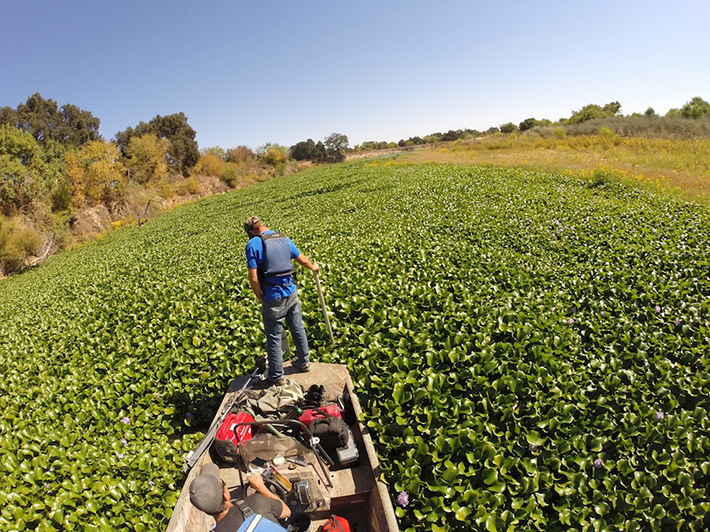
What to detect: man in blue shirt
<box><xmin>244</xmin><ymin>216</ymin><xmax>319</xmax><ymax>386</ymax></box>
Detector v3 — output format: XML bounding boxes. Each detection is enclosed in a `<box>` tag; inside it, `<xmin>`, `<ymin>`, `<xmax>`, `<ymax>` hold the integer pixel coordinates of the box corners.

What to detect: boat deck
<box><xmin>166</xmin><ymin>361</ymin><xmax>398</xmax><ymax>532</ymax></box>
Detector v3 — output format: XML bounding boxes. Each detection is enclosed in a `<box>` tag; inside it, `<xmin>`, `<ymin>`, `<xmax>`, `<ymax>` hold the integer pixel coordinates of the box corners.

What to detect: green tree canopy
<box><xmin>680</xmin><ymin>97</ymin><xmax>710</xmax><ymax>119</ymax></box>
<box><xmin>323</xmin><ymin>133</ymin><xmax>349</xmax><ymax>162</ymax></box>
<box><xmin>0</xmin><ymin>93</ymin><xmax>101</xmax><ymax>148</ymax></box>
<box><xmin>0</xmin><ymin>125</ymin><xmax>64</xmax><ymax>214</ymax></box>
<box><xmin>290</xmin><ymin>139</ymin><xmax>322</xmax><ymax>161</ymax></box>
<box><xmin>115</xmin><ymin>113</ymin><xmax>199</xmax><ymax>176</ymax></box>
<box><xmin>500</xmin><ymin>122</ymin><xmax>518</xmax><ymax>134</ymax></box>
<box><xmin>568</xmin><ymin>101</ymin><xmax>622</xmax><ymax>124</ymax></box>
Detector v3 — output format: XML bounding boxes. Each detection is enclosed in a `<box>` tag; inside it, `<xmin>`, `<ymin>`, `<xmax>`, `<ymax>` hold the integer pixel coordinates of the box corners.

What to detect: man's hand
<box><xmin>246</xmin><ymin>473</ymin><xmax>266</xmax><ymax>490</ymax></box>
<box><xmin>248</xmin><ymin>268</ymin><xmax>264</xmax><ymax>303</ymax></box>
<box><xmin>295</xmin><ymin>254</ymin><xmax>319</xmax><ymax>273</ymax></box>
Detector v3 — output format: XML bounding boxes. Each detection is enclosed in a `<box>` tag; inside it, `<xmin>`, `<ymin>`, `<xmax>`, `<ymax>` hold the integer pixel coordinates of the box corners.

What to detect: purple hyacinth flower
<box><xmin>148</xmin><ymin>479</ymin><xmax>155</xmax><ymax>487</ymax></box>
<box><xmin>121</xmin><ymin>438</ymin><xmax>128</xmax><ymax>447</ymax></box>
<box><xmin>567</xmin><ymin>318</ymin><xmax>574</xmax><ymax>325</ymax></box>
<box><xmin>117</xmin><ymin>453</ymin><xmax>125</xmax><ymax>461</ymax></box>
<box><xmin>121</xmin><ymin>417</ymin><xmax>130</xmax><ymax>424</ymax></box>
<box><xmin>530</xmin><ymin>444</ymin><xmax>539</xmax><ymax>452</ymax></box>
<box><xmin>593</xmin><ymin>458</ymin><xmax>603</xmax><ymax>469</ymax></box>
<box><xmin>656</xmin><ymin>411</ymin><xmax>665</xmax><ymax>420</ymax></box>
<box><xmin>186</xmin><ymin>412</ymin><xmax>195</xmax><ymax>422</ymax></box>
<box><xmin>397</xmin><ymin>491</ymin><xmax>410</xmax><ymax>507</ymax></box>
<box><xmin>655</xmin><ymin>306</ymin><xmax>661</xmax><ymax>314</ymax></box>
<box><xmin>675</xmin><ymin>318</ymin><xmax>681</xmax><ymax>327</ymax></box>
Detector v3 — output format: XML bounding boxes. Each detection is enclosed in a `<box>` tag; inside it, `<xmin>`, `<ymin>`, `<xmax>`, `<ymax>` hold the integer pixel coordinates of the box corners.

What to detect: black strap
<box><xmin>325</xmin><ymin>515</ymin><xmax>347</xmax><ymax>532</ymax></box>
<box><xmin>234</xmin><ymin>498</ymin><xmax>254</xmax><ymax>518</ymax></box>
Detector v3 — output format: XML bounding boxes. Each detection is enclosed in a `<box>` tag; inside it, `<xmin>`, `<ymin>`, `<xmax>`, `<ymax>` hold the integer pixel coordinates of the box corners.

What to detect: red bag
<box><xmin>212</xmin><ymin>412</ymin><xmax>254</xmax><ymax>464</ymax></box>
<box><xmin>320</xmin><ymin>515</ymin><xmax>352</xmax><ymax>532</ymax></box>
<box><xmin>298</xmin><ymin>404</ymin><xmax>342</xmax><ymax>427</ymax></box>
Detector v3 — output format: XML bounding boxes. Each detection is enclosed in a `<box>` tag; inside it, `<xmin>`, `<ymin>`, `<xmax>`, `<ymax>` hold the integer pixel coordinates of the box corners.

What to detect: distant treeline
<box><xmin>341</xmin><ymin>97</ymin><xmax>710</xmax><ymax>152</ymax></box>
<box><xmin>1</xmin><ymin>93</ymin><xmax>709</xmax><ymax>275</ymax></box>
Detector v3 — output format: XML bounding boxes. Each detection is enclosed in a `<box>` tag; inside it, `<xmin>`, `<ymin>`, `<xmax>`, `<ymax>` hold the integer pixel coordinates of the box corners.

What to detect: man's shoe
<box><xmin>294</xmin><ymin>362</ymin><xmax>311</xmax><ymax>373</ymax></box>
<box><xmin>255</xmin><ymin>376</ymin><xmax>286</xmax><ymax>388</ymax></box>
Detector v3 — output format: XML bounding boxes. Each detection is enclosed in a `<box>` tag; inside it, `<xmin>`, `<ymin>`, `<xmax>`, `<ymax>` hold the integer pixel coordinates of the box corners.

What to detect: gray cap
<box><xmin>189</xmin><ymin>463</ymin><xmax>223</xmax><ymax>514</ymax></box>
<box><xmin>244</xmin><ymin>216</ymin><xmax>262</xmax><ymax>234</ymax></box>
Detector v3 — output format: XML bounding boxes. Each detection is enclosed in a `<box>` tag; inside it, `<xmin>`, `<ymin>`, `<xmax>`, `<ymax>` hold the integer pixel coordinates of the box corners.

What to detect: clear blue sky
<box><xmin>2</xmin><ymin>1</ymin><xmax>708</xmax><ymax>150</ymax></box>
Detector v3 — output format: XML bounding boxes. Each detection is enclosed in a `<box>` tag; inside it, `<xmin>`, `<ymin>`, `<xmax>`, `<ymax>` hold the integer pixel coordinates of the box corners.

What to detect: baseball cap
<box><xmin>244</xmin><ymin>216</ymin><xmax>262</xmax><ymax>234</ymax></box>
<box><xmin>189</xmin><ymin>463</ymin><xmax>223</xmax><ymax>514</ymax></box>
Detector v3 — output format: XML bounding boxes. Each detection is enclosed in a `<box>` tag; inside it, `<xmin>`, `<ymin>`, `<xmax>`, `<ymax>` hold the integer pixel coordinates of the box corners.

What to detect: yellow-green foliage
<box><xmin>552</xmin><ymin>127</ymin><xmax>567</xmax><ymax>139</ymax></box>
<box><xmin>66</xmin><ymin>141</ymin><xmax>128</xmax><ymax>206</ymax></box>
<box><xmin>0</xmin><ymin>215</ymin><xmax>42</xmax><ymax>272</ymax></box>
<box><xmin>221</xmin><ymin>162</ymin><xmax>241</xmax><ymax>188</ymax></box>
<box><xmin>263</xmin><ymin>148</ymin><xmax>288</xmax><ymax>167</ymax></box>
<box><xmin>194</xmin><ymin>152</ymin><xmax>225</xmax><ymax>177</ymax></box>
<box><xmin>454</xmin><ymin>135</ymin><xmax>710</xmax><ymax>174</ymax></box>
<box><xmin>124</xmin><ymin>133</ymin><xmax>169</xmax><ymax>185</ymax></box>
<box><xmin>598</xmin><ymin>126</ymin><xmax>616</xmax><ymax>139</ymax></box>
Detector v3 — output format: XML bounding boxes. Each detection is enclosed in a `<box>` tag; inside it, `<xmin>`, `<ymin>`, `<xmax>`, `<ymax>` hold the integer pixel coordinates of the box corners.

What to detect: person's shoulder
<box><xmin>214</xmin><ymin>506</ymin><xmax>245</xmax><ymax>531</ymax></box>
<box><xmin>246</xmin><ymin>236</ymin><xmax>262</xmax><ymax>249</ymax></box>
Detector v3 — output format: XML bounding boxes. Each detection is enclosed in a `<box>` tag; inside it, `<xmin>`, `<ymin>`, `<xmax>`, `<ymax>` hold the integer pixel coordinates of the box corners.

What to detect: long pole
<box><xmin>185</xmin><ymin>358</ymin><xmax>265</xmax><ymax>469</ymax></box>
<box><xmin>313</xmin><ymin>271</ymin><xmax>335</xmax><ymax>345</ymax></box>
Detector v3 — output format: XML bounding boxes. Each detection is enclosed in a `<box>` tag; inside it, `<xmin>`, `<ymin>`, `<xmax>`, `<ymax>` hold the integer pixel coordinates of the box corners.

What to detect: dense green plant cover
<box><xmin>0</xmin><ymin>162</ymin><xmax>709</xmax><ymax>531</ymax></box>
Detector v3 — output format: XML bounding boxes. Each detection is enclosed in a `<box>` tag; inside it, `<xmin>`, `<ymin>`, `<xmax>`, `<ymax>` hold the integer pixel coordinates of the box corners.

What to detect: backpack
<box><xmin>309</xmin><ymin>407</ymin><xmax>349</xmax><ymax>455</ymax></box>
<box><xmin>320</xmin><ymin>515</ymin><xmax>352</xmax><ymax>532</ymax></box>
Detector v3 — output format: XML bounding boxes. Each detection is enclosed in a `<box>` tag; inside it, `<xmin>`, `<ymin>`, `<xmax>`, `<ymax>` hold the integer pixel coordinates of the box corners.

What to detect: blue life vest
<box><xmin>259</xmin><ymin>232</ymin><xmax>295</xmax><ymax>284</ymax></box>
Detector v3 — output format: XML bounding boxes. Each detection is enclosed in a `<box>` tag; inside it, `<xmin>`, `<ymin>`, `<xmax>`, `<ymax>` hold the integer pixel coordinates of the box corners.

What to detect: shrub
<box><xmin>50</xmin><ymin>177</ymin><xmax>73</xmax><ymax>212</ymax></box>
<box><xmin>194</xmin><ymin>153</ymin><xmax>225</xmax><ymax>177</ymax></box>
<box><xmin>124</xmin><ymin>133</ymin><xmax>169</xmax><ymax>185</ymax></box>
<box><xmin>186</xmin><ymin>175</ymin><xmax>200</xmax><ymax>194</ymax></box>
<box><xmin>598</xmin><ymin>126</ymin><xmax>615</xmax><ymax>139</ymax></box>
<box><xmin>0</xmin><ymin>218</ymin><xmax>42</xmax><ymax>273</ymax></box>
<box><xmin>262</xmin><ymin>148</ymin><xmax>288</xmax><ymax>172</ymax></box>
<box><xmin>552</xmin><ymin>127</ymin><xmax>567</xmax><ymax>139</ymax></box>
<box><xmin>226</xmin><ymin>146</ymin><xmax>254</xmax><ymax>163</ymax></box>
<box><xmin>221</xmin><ymin>162</ymin><xmax>240</xmax><ymax>188</ymax></box>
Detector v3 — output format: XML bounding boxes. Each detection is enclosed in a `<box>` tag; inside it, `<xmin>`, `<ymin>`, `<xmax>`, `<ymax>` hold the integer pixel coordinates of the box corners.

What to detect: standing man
<box><xmin>244</xmin><ymin>216</ymin><xmax>319</xmax><ymax>386</ymax></box>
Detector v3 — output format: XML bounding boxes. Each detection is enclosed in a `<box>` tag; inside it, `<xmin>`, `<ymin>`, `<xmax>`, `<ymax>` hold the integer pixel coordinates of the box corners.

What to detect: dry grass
<box><xmin>396</xmin><ymin>135</ymin><xmax>710</xmax><ymax>203</ymax></box>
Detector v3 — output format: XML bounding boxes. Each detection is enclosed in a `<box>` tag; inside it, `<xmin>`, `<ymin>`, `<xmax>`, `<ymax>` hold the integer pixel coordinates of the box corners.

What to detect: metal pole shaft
<box><xmin>314</xmin><ymin>271</ymin><xmax>335</xmax><ymax>345</ymax></box>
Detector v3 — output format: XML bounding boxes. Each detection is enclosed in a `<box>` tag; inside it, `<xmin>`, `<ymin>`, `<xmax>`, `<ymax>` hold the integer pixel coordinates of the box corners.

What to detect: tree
<box><xmin>323</xmin><ymin>133</ymin><xmax>349</xmax><ymax>162</ymax></box>
<box><xmin>71</xmin><ymin>141</ymin><xmax>127</xmax><ymax>205</ymax></box>
<box><xmin>568</xmin><ymin>101</ymin><xmax>622</xmax><ymax>124</ymax></box>
<box><xmin>194</xmin><ymin>152</ymin><xmax>225</xmax><ymax>177</ymax></box>
<box><xmin>442</xmin><ymin>130</ymin><xmax>463</xmax><ymax>142</ymax></box>
<box><xmin>226</xmin><ymin>146</ymin><xmax>254</xmax><ymax>163</ymax></box>
<box><xmin>519</xmin><ymin>118</ymin><xmax>539</xmax><ymax>131</ymax></box>
<box><xmin>603</xmin><ymin>101</ymin><xmax>622</xmax><ymax>116</ymax></box>
<box><xmin>115</xmin><ymin>113</ymin><xmax>199</xmax><ymax>176</ymax></box>
<box><xmin>1</xmin><ymin>93</ymin><xmax>101</xmax><ymax>147</ymax></box>
<box><xmin>499</xmin><ymin>122</ymin><xmax>518</xmax><ymax>134</ymax></box>
<box><xmin>0</xmin><ymin>125</ymin><xmax>46</xmax><ymax>214</ymax></box>
<box><xmin>680</xmin><ymin>97</ymin><xmax>710</xmax><ymax>119</ymax></box>
<box><xmin>290</xmin><ymin>139</ymin><xmax>318</xmax><ymax>161</ymax></box>
<box><xmin>124</xmin><ymin>133</ymin><xmax>169</xmax><ymax>184</ymax></box>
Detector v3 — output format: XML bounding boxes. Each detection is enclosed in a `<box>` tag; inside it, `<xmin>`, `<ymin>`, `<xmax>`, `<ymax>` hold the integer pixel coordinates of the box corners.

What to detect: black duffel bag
<box><xmin>310</xmin><ymin>407</ymin><xmax>349</xmax><ymax>455</ymax></box>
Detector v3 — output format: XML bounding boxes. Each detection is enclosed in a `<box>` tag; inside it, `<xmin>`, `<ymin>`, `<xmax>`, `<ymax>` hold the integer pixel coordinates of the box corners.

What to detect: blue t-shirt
<box><xmin>245</xmin><ymin>230</ymin><xmax>300</xmax><ymax>301</ymax></box>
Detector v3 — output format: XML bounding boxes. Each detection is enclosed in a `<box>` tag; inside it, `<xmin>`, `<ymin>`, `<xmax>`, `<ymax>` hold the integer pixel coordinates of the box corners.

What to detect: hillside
<box><xmin>1</xmin><ymin>161</ymin><xmax>709</xmax><ymax>531</ymax></box>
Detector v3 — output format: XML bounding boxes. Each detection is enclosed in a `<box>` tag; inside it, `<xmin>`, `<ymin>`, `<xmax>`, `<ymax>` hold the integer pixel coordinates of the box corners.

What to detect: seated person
<box><xmin>189</xmin><ymin>463</ymin><xmax>291</xmax><ymax>531</ymax></box>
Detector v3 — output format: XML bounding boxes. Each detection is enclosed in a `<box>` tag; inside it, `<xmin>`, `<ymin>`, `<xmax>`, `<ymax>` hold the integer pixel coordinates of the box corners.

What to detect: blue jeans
<box><xmin>261</xmin><ymin>292</ymin><xmax>310</xmax><ymax>380</ymax></box>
